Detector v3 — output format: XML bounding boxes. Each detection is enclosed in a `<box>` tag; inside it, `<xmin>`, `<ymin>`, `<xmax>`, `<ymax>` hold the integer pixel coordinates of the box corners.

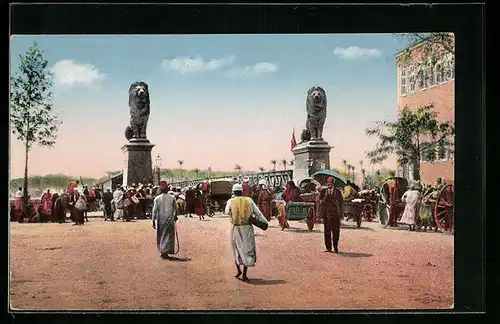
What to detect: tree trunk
<box><xmin>22</xmin><ymin>141</ymin><xmax>29</xmax><ymax>218</ymax></box>
<box><xmin>411</xmin><ymin>159</ymin><xmax>421</xmax><ymax>182</ymax></box>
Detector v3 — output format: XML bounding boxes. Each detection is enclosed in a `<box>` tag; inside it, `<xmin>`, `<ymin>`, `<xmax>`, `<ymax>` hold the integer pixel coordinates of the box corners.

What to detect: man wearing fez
<box><xmin>319</xmin><ymin>177</ymin><xmax>343</xmax><ymax>253</ymax></box>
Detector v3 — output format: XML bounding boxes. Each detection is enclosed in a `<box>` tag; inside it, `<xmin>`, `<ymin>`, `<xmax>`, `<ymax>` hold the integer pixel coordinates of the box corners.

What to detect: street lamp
<box><xmin>155</xmin><ymin>154</ymin><xmax>162</xmax><ymax>185</ymax></box>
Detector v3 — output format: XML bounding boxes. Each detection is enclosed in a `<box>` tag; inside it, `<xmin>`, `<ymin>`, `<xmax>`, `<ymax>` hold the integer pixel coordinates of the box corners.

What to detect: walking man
<box><xmin>152</xmin><ymin>181</ymin><xmax>179</xmax><ymax>260</ymax></box>
<box><xmin>225</xmin><ymin>183</ymin><xmax>268</xmax><ymax>282</ymax></box>
<box><xmin>319</xmin><ymin>177</ymin><xmax>343</xmax><ymax>253</ymax></box>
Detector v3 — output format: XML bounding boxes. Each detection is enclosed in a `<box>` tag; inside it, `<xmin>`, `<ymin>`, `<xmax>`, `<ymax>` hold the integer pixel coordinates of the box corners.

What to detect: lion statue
<box><xmin>125</xmin><ymin>81</ymin><xmax>150</xmax><ymax>141</ymax></box>
<box><xmin>300</xmin><ymin>86</ymin><xmax>327</xmax><ymax>142</ymax></box>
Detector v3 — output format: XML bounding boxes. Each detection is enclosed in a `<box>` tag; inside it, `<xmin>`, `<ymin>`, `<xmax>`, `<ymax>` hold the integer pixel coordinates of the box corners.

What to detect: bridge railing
<box><xmin>169</xmin><ymin>170</ymin><xmax>293</xmax><ymax>189</ymax></box>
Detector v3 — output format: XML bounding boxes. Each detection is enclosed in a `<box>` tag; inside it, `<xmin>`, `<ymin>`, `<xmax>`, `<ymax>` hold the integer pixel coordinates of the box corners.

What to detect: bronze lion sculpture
<box><xmin>125</xmin><ymin>81</ymin><xmax>150</xmax><ymax>141</ymax></box>
<box><xmin>300</xmin><ymin>86</ymin><xmax>327</xmax><ymax>142</ymax></box>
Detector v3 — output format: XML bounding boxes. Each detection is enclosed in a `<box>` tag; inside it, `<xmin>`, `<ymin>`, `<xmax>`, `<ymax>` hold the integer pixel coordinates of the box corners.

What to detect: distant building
<box><xmin>396</xmin><ymin>36</ymin><xmax>455</xmax><ymax>185</ymax></box>
<box><xmin>96</xmin><ymin>172</ymin><xmax>123</xmax><ymax>191</ymax></box>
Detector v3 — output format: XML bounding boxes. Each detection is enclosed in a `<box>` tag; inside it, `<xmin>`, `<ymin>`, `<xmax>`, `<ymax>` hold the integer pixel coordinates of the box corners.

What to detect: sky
<box><xmin>9</xmin><ymin>34</ymin><xmax>410</xmax><ymax>179</ymax></box>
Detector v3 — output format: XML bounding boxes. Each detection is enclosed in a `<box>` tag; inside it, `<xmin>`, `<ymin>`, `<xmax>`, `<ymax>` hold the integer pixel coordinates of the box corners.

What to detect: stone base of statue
<box><xmin>121</xmin><ymin>138</ymin><xmax>155</xmax><ymax>186</ymax></box>
<box><xmin>292</xmin><ymin>140</ymin><xmax>333</xmax><ymax>186</ymax></box>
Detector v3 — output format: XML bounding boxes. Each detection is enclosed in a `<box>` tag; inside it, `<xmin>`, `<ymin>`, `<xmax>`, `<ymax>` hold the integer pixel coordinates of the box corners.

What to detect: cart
<box><xmin>343</xmin><ymin>199</ymin><xmax>365</xmax><ymax>228</ymax></box>
<box><xmin>207</xmin><ymin>180</ymin><xmax>232</xmax><ymax>214</ymax></box>
<box><xmin>286</xmin><ymin>201</ymin><xmax>316</xmax><ymax>231</ymax></box>
<box><xmin>417</xmin><ymin>183</ymin><xmax>454</xmax><ymax>234</ymax></box>
<box><xmin>377</xmin><ymin>177</ymin><xmax>408</xmax><ymax>227</ymax></box>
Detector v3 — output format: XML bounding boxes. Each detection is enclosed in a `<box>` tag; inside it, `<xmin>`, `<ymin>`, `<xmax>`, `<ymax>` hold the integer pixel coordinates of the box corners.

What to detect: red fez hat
<box><xmin>327</xmin><ymin>177</ymin><xmax>334</xmax><ymax>183</ymax></box>
<box><xmin>159</xmin><ymin>181</ymin><xmax>168</xmax><ymax>190</ymax></box>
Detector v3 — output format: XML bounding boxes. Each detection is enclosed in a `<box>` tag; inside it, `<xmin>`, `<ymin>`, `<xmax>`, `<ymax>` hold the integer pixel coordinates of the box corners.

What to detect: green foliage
<box><xmin>394</xmin><ymin>33</ymin><xmax>455</xmax><ymax>66</ymax></box>
<box><xmin>365</xmin><ymin>105</ymin><xmax>454</xmax><ymax>180</ymax></box>
<box><xmin>10</xmin><ymin>174</ymin><xmax>98</xmax><ymax>198</ymax></box>
<box><xmin>10</xmin><ymin>41</ymin><xmax>62</xmax><ymax>149</ymax></box>
<box><xmin>363</xmin><ymin>169</ymin><xmax>397</xmax><ymax>189</ymax></box>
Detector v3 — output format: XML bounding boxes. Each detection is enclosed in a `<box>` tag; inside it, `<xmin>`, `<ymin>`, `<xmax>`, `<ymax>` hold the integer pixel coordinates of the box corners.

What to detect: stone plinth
<box><xmin>292</xmin><ymin>140</ymin><xmax>333</xmax><ymax>185</ymax></box>
<box><xmin>121</xmin><ymin>138</ymin><xmax>155</xmax><ymax>186</ymax></box>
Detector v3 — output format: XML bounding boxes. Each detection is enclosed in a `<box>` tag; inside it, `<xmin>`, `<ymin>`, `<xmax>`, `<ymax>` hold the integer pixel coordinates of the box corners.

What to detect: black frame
<box><xmin>6</xmin><ymin>2</ymin><xmax>487</xmax><ymax>321</ymax></box>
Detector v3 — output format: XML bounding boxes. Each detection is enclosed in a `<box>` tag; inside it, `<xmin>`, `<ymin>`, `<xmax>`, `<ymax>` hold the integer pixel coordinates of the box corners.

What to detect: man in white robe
<box><xmin>225</xmin><ymin>183</ymin><xmax>268</xmax><ymax>282</ymax></box>
<box><xmin>113</xmin><ymin>186</ymin><xmax>124</xmax><ymax>220</ymax></box>
<box><xmin>152</xmin><ymin>181</ymin><xmax>178</xmax><ymax>259</ymax></box>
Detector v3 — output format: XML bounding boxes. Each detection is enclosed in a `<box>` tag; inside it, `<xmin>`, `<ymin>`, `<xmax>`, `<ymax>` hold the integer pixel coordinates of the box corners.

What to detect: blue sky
<box><xmin>10</xmin><ymin>34</ymin><xmax>410</xmax><ymax>178</ymax></box>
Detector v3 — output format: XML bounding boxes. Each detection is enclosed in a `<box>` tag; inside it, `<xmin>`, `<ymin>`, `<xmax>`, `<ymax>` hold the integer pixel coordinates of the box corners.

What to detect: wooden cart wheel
<box><xmin>306</xmin><ymin>207</ymin><xmax>315</xmax><ymax>231</ymax></box>
<box><xmin>434</xmin><ymin>184</ymin><xmax>454</xmax><ymax>233</ymax></box>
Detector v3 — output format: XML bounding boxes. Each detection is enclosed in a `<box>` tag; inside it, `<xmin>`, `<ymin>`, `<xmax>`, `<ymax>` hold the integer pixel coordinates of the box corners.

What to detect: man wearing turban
<box><xmin>152</xmin><ymin>180</ymin><xmax>179</xmax><ymax>259</ymax></box>
<box><xmin>225</xmin><ymin>183</ymin><xmax>268</xmax><ymax>282</ymax></box>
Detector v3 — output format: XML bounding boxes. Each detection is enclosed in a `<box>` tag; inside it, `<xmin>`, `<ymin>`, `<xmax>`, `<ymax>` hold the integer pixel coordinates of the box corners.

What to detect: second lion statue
<box><xmin>301</xmin><ymin>86</ymin><xmax>327</xmax><ymax>142</ymax></box>
<box><xmin>125</xmin><ymin>81</ymin><xmax>150</xmax><ymax>141</ymax></box>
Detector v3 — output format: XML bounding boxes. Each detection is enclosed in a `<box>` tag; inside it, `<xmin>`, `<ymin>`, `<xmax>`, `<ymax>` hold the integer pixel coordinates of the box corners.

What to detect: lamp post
<box><xmin>155</xmin><ymin>154</ymin><xmax>162</xmax><ymax>185</ymax></box>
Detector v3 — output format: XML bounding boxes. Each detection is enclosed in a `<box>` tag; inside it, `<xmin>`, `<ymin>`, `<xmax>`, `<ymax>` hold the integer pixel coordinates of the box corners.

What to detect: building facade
<box><xmin>396</xmin><ymin>38</ymin><xmax>455</xmax><ymax>185</ymax></box>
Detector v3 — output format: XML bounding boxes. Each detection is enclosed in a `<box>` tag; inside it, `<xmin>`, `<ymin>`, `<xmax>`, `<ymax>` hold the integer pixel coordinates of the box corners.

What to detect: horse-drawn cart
<box><xmin>207</xmin><ymin>180</ymin><xmax>233</xmax><ymax>215</ymax></box>
<box><xmin>377</xmin><ymin>177</ymin><xmax>408</xmax><ymax>227</ymax></box>
<box><xmin>417</xmin><ymin>183</ymin><xmax>455</xmax><ymax>233</ymax></box>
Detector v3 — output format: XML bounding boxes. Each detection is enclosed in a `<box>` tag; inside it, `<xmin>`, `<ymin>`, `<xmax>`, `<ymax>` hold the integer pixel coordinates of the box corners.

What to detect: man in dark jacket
<box><xmin>102</xmin><ymin>188</ymin><xmax>114</xmax><ymax>221</ymax></box>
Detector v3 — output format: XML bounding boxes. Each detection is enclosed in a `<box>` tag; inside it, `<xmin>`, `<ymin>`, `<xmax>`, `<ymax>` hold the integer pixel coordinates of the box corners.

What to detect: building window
<box><xmin>409</xmin><ymin>64</ymin><xmax>415</xmax><ymax>93</ymax></box>
<box><xmin>400</xmin><ymin>65</ymin><xmax>407</xmax><ymax>95</ymax></box>
<box><xmin>428</xmin><ymin>64</ymin><xmax>435</xmax><ymax>87</ymax></box>
<box><xmin>418</xmin><ymin>62</ymin><xmax>426</xmax><ymax>90</ymax></box>
<box><xmin>435</xmin><ymin>64</ymin><xmax>442</xmax><ymax>84</ymax></box>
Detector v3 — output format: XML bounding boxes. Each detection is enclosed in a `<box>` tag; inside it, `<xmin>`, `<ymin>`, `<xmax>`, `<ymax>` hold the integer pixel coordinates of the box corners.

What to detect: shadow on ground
<box><xmin>338</xmin><ymin>251</ymin><xmax>373</xmax><ymax>258</ymax></box>
<box><xmin>341</xmin><ymin>224</ymin><xmax>376</xmax><ymax>231</ymax></box>
<box><xmin>285</xmin><ymin>227</ymin><xmax>316</xmax><ymax>233</ymax></box>
<box><xmin>163</xmin><ymin>257</ymin><xmax>192</xmax><ymax>262</ymax></box>
<box><xmin>242</xmin><ymin>278</ymin><xmax>287</xmax><ymax>285</ymax></box>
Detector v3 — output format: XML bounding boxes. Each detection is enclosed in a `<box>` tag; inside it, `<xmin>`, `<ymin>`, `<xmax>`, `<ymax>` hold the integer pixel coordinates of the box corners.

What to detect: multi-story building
<box><xmin>396</xmin><ymin>37</ymin><xmax>455</xmax><ymax>185</ymax></box>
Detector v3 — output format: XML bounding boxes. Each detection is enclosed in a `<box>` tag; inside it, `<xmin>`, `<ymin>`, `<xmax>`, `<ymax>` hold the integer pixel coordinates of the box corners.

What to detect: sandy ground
<box><xmin>9</xmin><ymin>213</ymin><xmax>454</xmax><ymax>311</ymax></box>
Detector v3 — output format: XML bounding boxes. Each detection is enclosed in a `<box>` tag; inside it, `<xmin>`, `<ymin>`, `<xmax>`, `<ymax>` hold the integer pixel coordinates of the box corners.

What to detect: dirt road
<box><xmin>9</xmin><ymin>214</ymin><xmax>454</xmax><ymax>310</ymax></box>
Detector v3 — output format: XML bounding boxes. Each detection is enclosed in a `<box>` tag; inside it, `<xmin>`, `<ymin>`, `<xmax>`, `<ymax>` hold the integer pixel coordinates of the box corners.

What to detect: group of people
<box><xmin>398</xmin><ymin>177</ymin><xmax>449</xmax><ymax>232</ymax></box>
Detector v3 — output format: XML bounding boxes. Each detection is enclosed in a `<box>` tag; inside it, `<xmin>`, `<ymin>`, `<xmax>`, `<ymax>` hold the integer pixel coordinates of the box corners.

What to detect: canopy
<box><xmin>311</xmin><ymin>170</ymin><xmax>347</xmax><ymax>186</ymax></box>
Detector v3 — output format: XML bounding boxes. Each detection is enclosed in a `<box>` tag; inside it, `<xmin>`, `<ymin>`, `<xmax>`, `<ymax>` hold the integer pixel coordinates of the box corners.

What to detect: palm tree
<box><xmin>342</xmin><ymin>159</ymin><xmax>348</xmax><ymax>178</ymax></box>
<box><xmin>259</xmin><ymin>166</ymin><xmax>265</xmax><ymax>173</ymax></box>
<box><xmin>270</xmin><ymin>160</ymin><xmax>277</xmax><ymax>171</ymax></box>
<box><xmin>281</xmin><ymin>159</ymin><xmax>287</xmax><ymax>171</ymax></box>
<box><xmin>177</xmin><ymin>160</ymin><xmax>184</xmax><ymax>180</ymax></box>
<box><xmin>351</xmin><ymin>166</ymin><xmax>356</xmax><ymax>182</ymax></box>
<box><xmin>193</xmin><ymin>168</ymin><xmax>200</xmax><ymax>179</ymax></box>
<box><xmin>207</xmin><ymin>166</ymin><xmax>212</xmax><ymax>178</ymax></box>
<box><xmin>289</xmin><ymin>160</ymin><xmax>294</xmax><ymax>168</ymax></box>
<box><xmin>361</xmin><ymin>168</ymin><xmax>366</xmax><ymax>187</ymax></box>
<box><xmin>359</xmin><ymin>160</ymin><xmax>364</xmax><ymax>171</ymax></box>
<box><xmin>346</xmin><ymin>164</ymin><xmax>353</xmax><ymax>181</ymax></box>
<box><xmin>234</xmin><ymin>164</ymin><xmax>242</xmax><ymax>173</ymax></box>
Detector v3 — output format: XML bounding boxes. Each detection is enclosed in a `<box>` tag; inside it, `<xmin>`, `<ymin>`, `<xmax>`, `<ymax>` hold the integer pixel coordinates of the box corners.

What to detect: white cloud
<box><xmin>51</xmin><ymin>59</ymin><xmax>106</xmax><ymax>87</ymax></box>
<box><xmin>227</xmin><ymin>62</ymin><xmax>278</xmax><ymax>79</ymax></box>
<box><xmin>160</xmin><ymin>55</ymin><xmax>235</xmax><ymax>74</ymax></box>
<box><xmin>333</xmin><ymin>46</ymin><xmax>382</xmax><ymax>60</ymax></box>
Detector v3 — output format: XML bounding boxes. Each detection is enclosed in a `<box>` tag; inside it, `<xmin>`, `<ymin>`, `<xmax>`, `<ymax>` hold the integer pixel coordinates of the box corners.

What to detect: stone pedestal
<box><xmin>292</xmin><ymin>140</ymin><xmax>333</xmax><ymax>185</ymax></box>
<box><xmin>121</xmin><ymin>138</ymin><xmax>155</xmax><ymax>186</ymax></box>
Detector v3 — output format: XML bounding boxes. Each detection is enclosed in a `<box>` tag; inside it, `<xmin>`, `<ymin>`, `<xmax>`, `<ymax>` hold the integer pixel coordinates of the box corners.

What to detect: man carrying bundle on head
<box><xmin>152</xmin><ymin>180</ymin><xmax>179</xmax><ymax>260</ymax></box>
<box><xmin>225</xmin><ymin>183</ymin><xmax>268</xmax><ymax>282</ymax></box>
